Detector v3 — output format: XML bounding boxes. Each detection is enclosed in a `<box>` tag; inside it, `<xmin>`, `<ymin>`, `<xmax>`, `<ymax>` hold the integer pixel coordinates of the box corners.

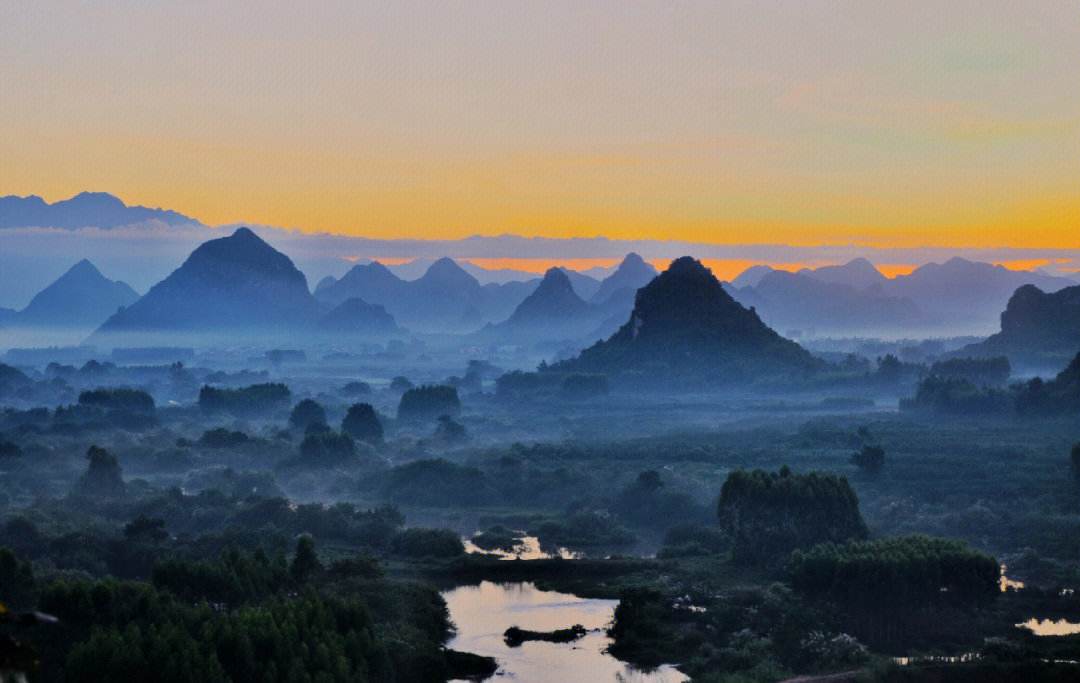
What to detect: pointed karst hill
<box><xmin>590</xmin><ymin>253</ymin><xmax>658</xmax><ymax>304</ymax></box>
<box><xmin>17</xmin><ymin>259</ymin><xmax>139</xmax><ymax>328</ymax></box>
<box><xmin>318</xmin><ymin>297</ymin><xmax>401</xmax><ymax>335</ymax></box>
<box><xmin>507</xmin><ymin>268</ymin><xmax>592</xmax><ymax>327</ymax></box>
<box><xmin>94</xmin><ymin>227</ymin><xmax>316</xmax><ymax>337</ymax></box>
<box><xmin>553</xmin><ymin>256</ymin><xmax>823</xmax><ymax>381</ymax></box>
<box><xmin>958</xmin><ymin>283</ymin><xmax>1080</xmax><ymax>368</ymax></box>
<box><xmin>416</xmin><ymin>257</ymin><xmax>481</xmax><ymax>293</ymax></box>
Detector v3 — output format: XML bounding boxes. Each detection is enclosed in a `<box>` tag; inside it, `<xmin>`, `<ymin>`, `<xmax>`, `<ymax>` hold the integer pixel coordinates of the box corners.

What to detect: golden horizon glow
<box><xmin>4</xmin><ymin>3</ymin><xmax>1080</xmax><ymax>249</ymax></box>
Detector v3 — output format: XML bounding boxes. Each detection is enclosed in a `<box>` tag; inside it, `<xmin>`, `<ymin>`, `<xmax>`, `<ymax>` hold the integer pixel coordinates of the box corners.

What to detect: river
<box><xmin>443</xmin><ymin>580</ymin><xmax>688</xmax><ymax>682</ymax></box>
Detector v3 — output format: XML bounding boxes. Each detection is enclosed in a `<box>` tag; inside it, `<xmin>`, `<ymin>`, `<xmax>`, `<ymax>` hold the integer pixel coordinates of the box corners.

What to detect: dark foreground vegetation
<box><xmin>3</xmin><ymin>342</ymin><xmax>1080</xmax><ymax>683</ymax></box>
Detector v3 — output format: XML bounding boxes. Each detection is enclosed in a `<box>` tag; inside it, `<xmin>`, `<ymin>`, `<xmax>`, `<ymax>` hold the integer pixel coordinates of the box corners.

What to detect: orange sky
<box><xmin>3</xmin><ymin>3</ymin><xmax>1080</xmax><ymax>249</ymax></box>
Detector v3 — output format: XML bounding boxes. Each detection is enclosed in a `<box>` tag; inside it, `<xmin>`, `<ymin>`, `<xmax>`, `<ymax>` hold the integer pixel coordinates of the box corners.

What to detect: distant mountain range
<box><xmin>726</xmin><ymin>257</ymin><xmax>1077</xmax><ymax>336</ymax></box>
<box><xmin>0</xmin><ymin>192</ymin><xmax>200</xmax><ymax>229</ymax></box>
<box><xmin>5</xmin><ymin>189</ymin><xmax>1080</xmax><ymax>348</ymax></box>
<box><xmin>554</xmin><ymin>256</ymin><xmax>821</xmax><ymax>385</ymax></box>
<box><xmin>314</xmin><ymin>254</ymin><xmax>642</xmax><ymax>334</ymax></box>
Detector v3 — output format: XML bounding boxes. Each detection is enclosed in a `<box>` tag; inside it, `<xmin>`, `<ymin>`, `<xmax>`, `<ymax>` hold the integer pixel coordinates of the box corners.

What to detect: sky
<box><xmin>3</xmin><ymin>1</ymin><xmax>1080</xmax><ymax>250</ymax></box>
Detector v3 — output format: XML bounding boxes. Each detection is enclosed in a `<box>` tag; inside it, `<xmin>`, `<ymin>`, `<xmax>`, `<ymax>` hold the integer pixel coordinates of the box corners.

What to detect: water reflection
<box><xmin>1018</xmin><ymin>618</ymin><xmax>1080</xmax><ymax>636</ymax></box>
<box><xmin>999</xmin><ymin>564</ymin><xmax>1024</xmax><ymax>592</ymax></box>
<box><xmin>443</xmin><ymin>581</ymin><xmax>688</xmax><ymax>682</ymax></box>
<box><xmin>463</xmin><ymin>534</ymin><xmax>579</xmax><ymax>560</ymax></box>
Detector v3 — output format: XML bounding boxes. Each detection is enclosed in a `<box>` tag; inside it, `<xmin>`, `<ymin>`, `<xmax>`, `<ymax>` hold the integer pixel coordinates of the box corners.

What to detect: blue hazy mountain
<box><xmin>884</xmin><ymin>257</ymin><xmax>1076</xmax><ymax>330</ymax></box>
<box><xmin>958</xmin><ymin>283</ymin><xmax>1080</xmax><ymax>371</ymax></box>
<box><xmin>590</xmin><ymin>253</ymin><xmax>657</xmax><ymax>305</ymax></box>
<box><xmin>733</xmin><ymin>269</ymin><xmax>925</xmax><ymax>336</ymax></box>
<box><xmin>0</xmin><ymin>191</ymin><xmax>200</xmax><ymax>229</ymax></box>
<box><xmin>799</xmin><ymin>257</ymin><xmax>887</xmax><ymax>290</ymax></box>
<box><xmin>316</xmin><ymin>257</ymin><xmax>545</xmax><ymax>332</ymax></box>
<box><xmin>93</xmin><ymin>227</ymin><xmax>315</xmax><ymax>343</ymax></box>
<box><xmin>317</xmin><ymin>297</ymin><xmax>401</xmax><ymax>336</ymax></box>
<box><xmin>475</xmin><ymin>268</ymin><xmax>601</xmax><ymax>343</ymax></box>
<box><xmin>506</xmin><ymin>268</ymin><xmax>592</xmax><ymax>326</ymax></box>
<box><xmin>16</xmin><ymin>259</ymin><xmax>139</xmax><ymax>329</ymax></box>
<box><xmin>727</xmin><ymin>257</ymin><xmax>1078</xmax><ymax>336</ymax></box>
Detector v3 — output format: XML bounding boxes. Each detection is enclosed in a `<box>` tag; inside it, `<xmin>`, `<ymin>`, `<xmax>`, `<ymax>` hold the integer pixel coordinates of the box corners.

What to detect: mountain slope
<box><xmin>958</xmin><ymin>283</ymin><xmax>1080</xmax><ymax>371</ymax></box>
<box><xmin>17</xmin><ymin>259</ymin><xmax>139</xmax><ymax>328</ymax></box>
<box><xmin>93</xmin><ymin>227</ymin><xmax>315</xmax><ymax>342</ymax></box>
<box><xmin>590</xmin><ymin>253</ymin><xmax>657</xmax><ymax>304</ymax></box>
<box><xmin>554</xmin><ymin>257</ymin><xmax>822</xmax><ymax>383</ymax></box>
<box><xmin>800</xmin><ymin>258</ymin><xmax>886</xmax><ymax>290</ymax></box>
<box><xmin>317</xmin><ymin>257</ymin><xmax>538</xmax><ymax>331</ymax></box>
<box><xmin>739</xmin><ymin>270</ymin><xmax>924</xmax><ymax>335</ymax></box>
<box><xmin>0</xmin><ymin>192</ymin><xmax>199</xmax><ymax>229</ymax></box>
<box><xmin>507</xmin><ymin>268</ymin><xmax>592</xmax><ymax>327</ymax></box>
<box><xmin>317</xmin><ymin>297</ymin><xmax>400</xmax><ymax>335</ymax></box>
<box><xmin>884</xmin><ymin>258</ymin><xmax>1076</xmax><ymax>333</ymax></box>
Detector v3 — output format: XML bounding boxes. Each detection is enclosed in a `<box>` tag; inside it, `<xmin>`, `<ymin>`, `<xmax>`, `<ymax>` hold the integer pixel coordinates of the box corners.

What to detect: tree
<box><xmin>790</xmin><ymin>535</ymin><xmax>999</xmax><ymax>609</ymax></box>
<box><xmin>198</xmin><ymin>383</ymin><xmax>291</xmax><ymax>416</ymax></box>
<box><xmin>789</xmin><ymin>535</ymin><xmax>1000</xmax><ymax>647</ymax></box>
<box><xmin>341</xmin><ymin>381</ymin><xmax>372</xmax><ymax>396</ymax></box>
<box><xmin>198</xmin><ymin>428</ymin><xmax>250</xmax><ymax>448</ymax></box>
<box><xmin>288</xmin><ymin>399</ymin><xmax>326</xmax><ymax>430</ymax></box>
<box><xmin>390</xmin><ymin>376</ymin><xmax>414</xmax><ymax>392</ymax></box>
<box><xmin>851</xmin><ymin>445</ymin><xmax>885</xmax><ymax>474</ymax></box>
<box><xmin>1072</xmin><ymin>443</ymin><xmax>1080</xmax><ymax>481</ymax></box>
<box><xmin>78</xmin><ymin>387</ymin><xmax>155</xmax><ymax>413</ymax></box>
<box><xmin>72</xmin><ymin>445</ymin><xmax>126</xmax><ymax>498</ymax></box>
<box><xmin>389</xmin><ymin>528</ymin><xmax>464</xmax><ymax>558</ymax></box>
<box><xmin>560</xmin><ymin>373</ymin><xmax>609</xmax><ymax>399</ymax></box>
<box><xmin>298</xmin><ymin>430</ymin><xmax>356</xmax><ymax>465</ymax></box>
<box><xmin>0</xmin><ymin>547</ymin><xmax>34</xmax><ymax>608</ymax></box>
<box><xmin>341</xmin><ymin>403</ymin><xmax>383</xmax><ymax>444</ymax></box>
<box><xmin>434</xmin><ymin>415</ymin><xmax>467</xmax><ymax>444</ymax></box>
<box><xmin>398</xmin><ymin>385</ymin><xmax>460</xmax><ymax>422</ymax></box>
<box><xmin>290</xmin><ymin>535</ymin><xmax>322</xmax><ymax>583</ymax></box>
<box><xmin>718</xmin><ymin>467</ymin><xmax>867</xmax><ymax>566</ymax></box>
<box><xmin>124</xmin><ymin>516</ymin><xmax>168</xmax><ymax>543</ymax></box>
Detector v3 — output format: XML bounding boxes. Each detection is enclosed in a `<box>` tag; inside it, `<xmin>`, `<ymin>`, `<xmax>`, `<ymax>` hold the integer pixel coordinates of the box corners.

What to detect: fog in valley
<box><xmin>3</xmin><ymin>218</ymin><xmax>1080</xmax><ymax>682</ymax></box>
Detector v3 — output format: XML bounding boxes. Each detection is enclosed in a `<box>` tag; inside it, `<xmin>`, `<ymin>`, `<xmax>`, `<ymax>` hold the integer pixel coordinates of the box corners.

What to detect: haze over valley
<box><xmin>5</xmin><ymin>3</ymin><xmax>1080</xmax><ymax>681</ymax></box>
